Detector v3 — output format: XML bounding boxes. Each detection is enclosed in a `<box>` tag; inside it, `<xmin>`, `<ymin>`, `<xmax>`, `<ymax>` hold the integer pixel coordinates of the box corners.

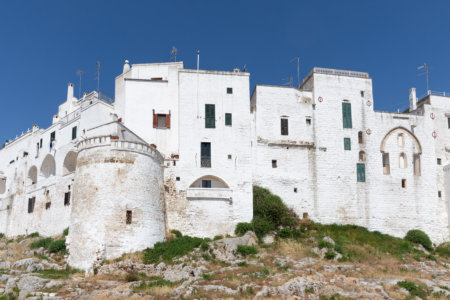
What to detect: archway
<box><xmin>63</xmin><ymin>151</ymin><xmax>77</xmax><ymax>175</ymax></box>
<box><xmin>28</xmin><ymin>166</ymin><xmax>38</xmax><ymax>185</ymax></box>
<box><xmin>189</xmin><ymin>175</ymin><xmax>230</xmax><ymax>189</ymax></box>
<box><xmin>40</xmin><ymin>154</ymin><xmax>56</xmax><ymax>178</ymax></box>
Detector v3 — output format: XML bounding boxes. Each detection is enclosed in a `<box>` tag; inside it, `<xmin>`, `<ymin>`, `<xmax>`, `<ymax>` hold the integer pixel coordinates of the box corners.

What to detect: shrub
<box><xmin>435</xmin><ymin>243</ymin><xmax>450</xmax><ymax>258</ymax></box>
<box><xmin>277</xmin><ymin>228</ymin><xmax>292</xmax><ymax>239</ymax></box>
<box><xmin>251</xmin><ymin>216</ymin><xmax>274</xmax><ymax>239</ymax></box>
<box><xmin>0</xmin><ymin>233</ymin><xmax>4</xmax><ymax>239</ymax></box>
<box><xmin>325</xmin><ymin>251</ymin><xmax>336</xmax><ymax>260</ymax></box>
<box><xmin>200</xmin><ymin>241</ymin><xmax>209</xmax><ymax>251</ymax></box>
<box><xmin>63</xmin><ymin>228</ymin><xmax>69</xmax><ymax>236</ymax></box>
<box><xmin>171</xmin><ymin>229</ymin><xmax>182</xmax><ymax>238</ymax></box>
<box><xmin>318</xmin><ymin>240</ymin><xmax>334</xmax><ymax>249</ymax></box>
<box><xmin>125</xmin><ymin>273</ymin><xmax>139</xmax><ymax>282</ymax></box>
<box><xmin>48</xmin><ymin>239</ymin><xmax>66</xmax><ymax>254</ymax></box>
<box><xmin>404</xmin><ymin>230</ymin><xmax>432</xmax><ymax>251</ymax></box>
<box><xmin>143</xmin><ymin>236</ymin><xmax>205</xmax><ymax>263</ymax></box>
<box><xmin>27</xmin><ymin>232</ymin><xmax>39</xmax><ymax>238</ymax></box>
<box><xmin>235</xmin><ymin>222</ymin><xmax>253</xmax><ymax>236</ymax></box>
<box><xmin>30</xmin><ymin>238</ymin><xmax>53</xmax><ymax>249</ymax></box>
<box><xmin>236</xmin><ymin>245</ymin><xmax>258</xmax><ymax>257</ymax></box>
<box><xmin>397</xmin><ymin>280</ymin><xmax>429</xmax><ymax>299</ymax></box>
<box><xmin>213</xmin><ymin>235</ymin><xmax>223</xmax><ymax>241</ymax></box>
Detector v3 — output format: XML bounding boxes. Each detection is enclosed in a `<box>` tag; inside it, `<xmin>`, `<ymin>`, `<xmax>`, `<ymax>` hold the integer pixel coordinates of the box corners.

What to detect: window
<box><xmin>342</xmin><ymin>102</ymin><xmax>352</xmax><ymax>128</ymax></box>
<box><xmin>399</xmin><ymin>153</ymin><xmax>407</xmax><ymax>168</ymax></box>
<box><xmin>28</xmin><ymin>197</ymin><xmax>35</xmax><ymax>213</ymax></box>
<box><xmin>281</xmin><ymin>118</ymin><xmax>288</xmax><ymax>135</ymax></box>
<box><xmin>202</xmin><ymin>180</ymin><xmax>212</xmax><ymax>188</ymax></box>
<box><xmin>438</xmin><ymin>191</ymin><xmax>442</xmax><ymax>198</ymax></box>
<box><xmin>205</xmin><ymin>104</ymin><xmax>215</xmax><ymax>128</ymax></box>
<box><xmin>153</xmin><ymin>112</ymin><xmax>171</xmax><ymax>129</ymax></box>
<box><xmin>225</xmin><ymin>113</ymin><xmax>232</xmax><ymax>126</ymax></box>
<box><xmin>401</xmin><ymin>179</ymin><xmax>406</xmax><ymax>188</ymax></box>
<box><xmin>272</xmin><ymin>160</ymin><xmax>277</xmax><ymax>168</ymax></box>
<box><xmin>227</xmin><ymin>87</ymin><xmax>233</xmax><ymax>94</ymax></box>
<box><xmin>344</xmin><ymin>138</ymin><xmax>351</xmax><ymax>150</ymax></box>
<box><xmin>176</xmin><ymin>177</ymin><xmax>180</xmax><ymax>181</ymax></box>
<box><xmin>201</xmin><ymin>142</ymin><xmax>211</xmax><ymax>168</ymax></box>
<box><xmin>358</xmin><ymin>131</ymin><xmax>363</xmax><ymax>144</ymax></box>
<box><xmin>64</xmin><ymin>192</ymin><xmax>71</xmax><ymax>206</ymax></box>
<box><xmin>359</xmin><ymin>151</ymin><xmax>366</xmax><ymax>162</ymax></box>
<box><xmin>45</xmin><ymin>202</ymin><xmax>51</xmax><ymax>210</ymax></box>
<box><xmin>126</xmin><ymin>210</ymin><xmax>132</xmax><ymax>224</ymax></box>
<box><xmin>357</xmin><ymin>163</ymin><xmax>365</xmax><ymax>182</ymax></box>
<box><xmin>382</xmin><ymin>153</ymin><xmax>390</xmax><ymax>175</ymax></box>
<box><xmin>437</xmin><ymin>158</ymin><xmax>442</xmax><ymax>165</ymax></box>
<box><xmin>50</xmin><ymin>131</ymin><xmax>56</xmax><ymax>142</ymax></box>
<box><xmin>414</xmin><ymin>154</ymin><xmax>421</xmax><ymax>175</ymax></box>
<box><xmin>228</xmin><ymin>154</ymin><xmax>232</xmax><ymax>159</ymax></box>
<box><xmin>306</xmin><ymin>118</ymin><xmax>311</xmax><ymax>125</ymax></box>
<box><xmin>294</xmin><ymin>187</ymin><xmax>298</xmax><ymax>193</ymax></box>
<box><xmin>360</xmin><ymin>91</ymin><xmax>365</xmax><ymax>97</ymax></box>
<box><xmin>36</xmin><ymin>143</ymin><xmax>39</xmax><ymax>158</ymax></box>
<box><xmin>72</xmin><ymin>126</ymin><xmax>77</xmax><ymax>140</ymax></box>
<box><xmin>448</xmin><ymin>117</ymin><xmax>450</xmax><ymax>129</ymax></box>
<box><xmin>157</xmin><ymin>115</ymin><xmax>166</xmax><ymax>128</ymax></box>
<box><xmin>397</xmin><ymin>133</ymin><xmax>405</xmax><ymax>147</ymax></box>
<box><xmin>39</xmin><ymin>138</ymin><xmax>43</xmax><ymax>148</ymax></box>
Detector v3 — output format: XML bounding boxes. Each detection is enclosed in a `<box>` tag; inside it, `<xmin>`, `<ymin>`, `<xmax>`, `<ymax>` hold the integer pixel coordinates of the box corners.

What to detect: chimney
<box><xmin>123</xmin><ymin>60</ymin><xmax>130</xmax><ymax>73</ymax></box>
<box><xmin>67</xmin><ymin>83</ymin><xmax>74</xmax><ymax>101</ymax></box>
<box><xmin>409</xmin><ymin>87</ymin><xmax>417</xmax><ymax>111</ymax></box>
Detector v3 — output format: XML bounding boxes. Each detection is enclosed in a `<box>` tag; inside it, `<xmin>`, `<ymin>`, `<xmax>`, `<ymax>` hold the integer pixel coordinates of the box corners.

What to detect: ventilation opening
<box><xmin>45</xmin><ymin>202</ymin><xmax>51</xmax><ymax>210</ymax></box>
<box><xmin>401</xmin><ymin>179</ymin><xmax>406</xmax><ymax>189</ymax></box>
<box><xmin>64</xmin><ymin>192</ymin><xmax>71</xmax><ymax>206</ymax></box>
<box><xmin>294</xmin><ymin>187</ymin><xmax>298</xmax><ymax>193</ymax></box>
<box><xmin>272</xmin><ymin>160</ymin><xmax>277</xmax><ymax>168</ymax></box>
<box><xmin>437</xmin><ymin>158</ymin><xmax>442</xmax><ymax>165</ymax></box>
<box><xmin>176</xmin><ymin>177</ymin><xmax>180</xmax><ymax>181</ymax></box>
<box><xmin>438</xmin><ymin>191</ymin><xmax>442</xmax><ymax>198</ymax></box>
<box><xmin>126</xmin><ymin>210</ymin><xmax>132</xmax><ymax>224</ymax></box>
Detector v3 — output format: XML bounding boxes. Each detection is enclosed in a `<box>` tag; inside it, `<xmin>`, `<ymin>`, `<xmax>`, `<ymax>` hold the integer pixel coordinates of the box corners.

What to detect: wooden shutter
<box><xmin>344</xmin><ymin>138</ymin><xmax>351</xmax><ymax>150</ymax></box>
<box><xmin>225</xmin><ymin>113</ymin><xmax>232</xmax><ymax>126</ymax></box>
<box><xmin>72</xmin><ymin>126</ymin><xmax>77</xmax><ymax>140</ymax></box>
<box><xmin>166</xmin><ymin>114</ymin><xmax>171</xmax><ymax>128</ymax></box>
<box><xmin>342</xmin><ymin>103</ymin><xmax>352</xmax><ymax>128</ymax></box>
<box><xmin>153</xmin><ymin>112</ymin><xmax>157</xmax><ymax>128</ymax></box>
<box><xmin>281</xmin><ymin>119</ymin><xmax>288</xmax><ymax>135</ymax></box>
<box><xmin>357</xmin><ymin>163</ymin><xmax>365</xmax><ymax>182</ymax></box>
<box><xmin>205</xmin><ymin>104</ymin><xmax>215</xmax><ymax>128</ymax></box>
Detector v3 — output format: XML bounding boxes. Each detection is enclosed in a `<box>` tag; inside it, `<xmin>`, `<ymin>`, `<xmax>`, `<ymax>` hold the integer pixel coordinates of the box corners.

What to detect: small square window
<box><xmin>225</xmin><ymin>113</ymin><xmax>232</xmax><ymax>126</ymax></box>
<box><xmin>157</xmin><ymin>115</ymin><xmax>166</xmax><ymax>128</ymax></box>
<box><xmin>360</xmin><ymin>91</ymin><xmax>365</xmax><ymax>97</ymax></box>
<box><xmin>45</xmin><ymin>202</ymin><xmax>51</xmax><ymax>210</ymax></box>
<box><xmin>176</xmin><ymin>177</ymin><xmax>180</xmax><ymax>181</ymax></box>
<box><xmin>202</xmin><ymin>180</ymin><xmax>211</xmax><ymax>188</ymax></box>
<box><xmin>126</xmin><ymin>210</ymin><xmax>132</xmax><ymax>224</ymax></box>
<box><xmin>437</xmin><ymin>158</ymin><xmax>442</xmax><ymax>165</ymax></box>
<box><xmin>228</xmin><ymin>154</ymin><xmax>232</xmax><ymax>159</ymax></box>
<box><xmin>173</xmin><ymin>160</ymin><xmax>176</xmax><ymax>166</ymax></box>
<box><xmin>438</xmin><ymin>191</ymin><xmax>442</xmax><ymax>198</ymax></box>
<box><xmin>272</xmin><ymin>160</ymin><xmax>277</xmax><ymax>168</ymax></box>
<box><xmin>306</xmin><ymin>118</ymin><xmax>311</xmax><ymax>125</ymax></box>
<box><xmin>227</xmin><ymin>87</ymin><xmax>233</xmax><ymax>94</ymax></box>
<box><xmin>294</xmin><ymin>187</ymin><xmax>298</xmax><ymax>193</ymax></box>
<box><xmin>64</xmin><ymin>192</ymin><xmax>71</xmax><ymax>206</ymax></box>
<box><xmin>401</xmin><ymin>179</ymin><xmax>406</xmax><ymax>188</ymax></box>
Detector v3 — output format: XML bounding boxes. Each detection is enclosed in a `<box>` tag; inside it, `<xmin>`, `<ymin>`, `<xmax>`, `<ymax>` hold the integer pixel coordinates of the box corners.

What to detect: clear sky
<box><xmin>0</xmin><ymin>1</ymin><xmax>449</xmax><ymax>144</ymax></box>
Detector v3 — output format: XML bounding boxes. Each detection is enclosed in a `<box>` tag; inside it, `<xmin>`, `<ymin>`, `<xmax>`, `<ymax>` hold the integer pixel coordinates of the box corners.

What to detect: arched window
<box><xmin>63</xmin><ymin>151</ymin><xmax>77</xmax><ymax>175</ymax></box>
<box><xmin>358</xmin><ymin>131</ymin><xmax>363</xmax><ymax>144</ymax></box>
<box><xmin>189</xmin><ymin>175</ymin><xmax>230</xmax><ymax>189</ymax></box>
<box><xmin>382</xmin><ymin>153</ymin><xmax>390</xmax><ymax>174</ymax></box>
<box><xmin>27</xmin><ymin>166</ymin><xmax>38</xmax><ymax>185</ymax></box>
<box><xmin>397</xmin><ymin>133</ymin><xmax>405</xmax><ymax>147</ymax></box>
<box><xmin>40</xmin><ymin>154</ymin><xmax>56</xmax><ymax>178</ymax></box>
<box><xmin>359</xmin><ymin>151</ymin><xmax>366</xmax><ymax>162</ymax></box>
<box><xmin>0</xmin><ymin>173</ymin><xmax>6</xmax><ymax>194</ymax></box>
<box><xmin>413</xmin><ymin>154</ymin><xmax>421</xmax><ymax>176</ymax></box>
<box><xmin>399</xmin><ymin>152</ymin><xmax>407</xmax><ymax>168</ymax></box>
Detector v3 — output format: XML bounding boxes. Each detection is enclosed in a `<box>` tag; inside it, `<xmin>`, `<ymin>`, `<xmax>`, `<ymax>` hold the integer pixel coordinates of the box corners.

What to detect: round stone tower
<box><xmin>67</xmin><ymin>135</ymin><xmax>165</xmax><ymax>271</ymax></box>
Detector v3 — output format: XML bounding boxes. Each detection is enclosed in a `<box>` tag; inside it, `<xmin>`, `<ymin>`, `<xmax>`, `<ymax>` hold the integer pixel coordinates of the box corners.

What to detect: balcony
<box><xmin>186</xmin><ymin>188</ymin><xmax>232</xmax><ymax>202</ymax></box>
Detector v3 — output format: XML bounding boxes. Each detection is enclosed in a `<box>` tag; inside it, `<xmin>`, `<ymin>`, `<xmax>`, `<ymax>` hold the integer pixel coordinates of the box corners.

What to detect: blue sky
<box><xmin>0</xmin><ymin>1</ymin><xmax>449</xmax><ymax>143</ymax></box>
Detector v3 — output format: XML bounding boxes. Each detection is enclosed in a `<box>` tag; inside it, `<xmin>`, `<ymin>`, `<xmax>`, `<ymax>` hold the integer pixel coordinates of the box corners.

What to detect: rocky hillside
<box><xmin>0</xmin><ymin>187</ymin><xmax>449</xmax><ymax>299</ymax></box>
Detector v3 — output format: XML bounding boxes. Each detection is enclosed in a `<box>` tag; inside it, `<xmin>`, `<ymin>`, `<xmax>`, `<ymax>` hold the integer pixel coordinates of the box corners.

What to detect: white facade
<box><xmin>0</xmin><ymin>62</ymin><xmax>449</xmax><ymax>270</ymax></box>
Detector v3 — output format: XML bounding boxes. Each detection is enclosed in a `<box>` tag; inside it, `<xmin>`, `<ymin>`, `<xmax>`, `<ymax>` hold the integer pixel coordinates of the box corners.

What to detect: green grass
<box><xmin>35</xmin><ymin>267</ymin><xmax>81</xmax><ymax>279</ymax></box>
<box><xmin>30</xmin><ymin>238</ymin><xmax>53</xmax><ymax>249</ymax></box>
<box><xmin>435</xmin><ymin>243</ymin><xmax>450</xmax><ymax>258</ymax></box>
<box><xmin>30</xmin><ymin>238</ymin><xmax>66</xmax><ymax>254</ymax></box>
<box><xmin>0</xmin><ymin>292</ymin><xmax>17</xmax><ymax>300</ymax></box>
<box><xmin>143</xmin><ymin>236</ymin><xmax>207</xmax><ymax>263</ymax></box>
<box><xmin>236</xmin><ymin>245</ymin><xmax>258</xmax><ymax>257</ymax></box>
<box><xmin>397</xmin><ymin>280</ymin><xmax>430</xmax><ymax>299</ymax></box>
<box><xmin>26</xmin><ymin>232</ymin><xmax>39</xmax><ymax>238</ymax></box>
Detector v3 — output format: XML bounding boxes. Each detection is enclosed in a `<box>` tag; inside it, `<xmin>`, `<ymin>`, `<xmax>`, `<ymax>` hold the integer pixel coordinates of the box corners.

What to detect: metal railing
<box><xmin>313</xmin><ymin>67</ymin><xmax>369</xmax><ymax>78</ymax></box>
<box><xmin>419</xmin><ymin>90</ymin><xmax>450</xmax><ymax>99</ymax></box>
<box><xmin>201</xmin><ymin>157</ymin><xmax>211</xmax><ymax>168</ymax></box>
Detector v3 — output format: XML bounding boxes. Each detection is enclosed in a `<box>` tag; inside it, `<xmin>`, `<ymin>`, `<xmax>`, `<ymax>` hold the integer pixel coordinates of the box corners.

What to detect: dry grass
<box><xmin>272</xmin><ymin>239</ymin><xmax>308</xmax><ymax>259</ymax></box>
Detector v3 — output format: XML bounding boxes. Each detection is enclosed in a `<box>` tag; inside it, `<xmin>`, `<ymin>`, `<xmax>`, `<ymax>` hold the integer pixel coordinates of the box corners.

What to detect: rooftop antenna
<box><xmin>417</xmin><ymin>62</ymin><xmax>430</xmax><ymax>94</ymax></box>
<box><xmin>76</xmin><ymin>69</ymin><xmax>83</xmax><ymax>99</ymax></box>
<box><xmin>170</xmin><ymin>46</ymin><xmax>178</xmax><ymax>62</ymax></box>
<box><xmin>197</xmin><ymin>50</ymin><xmax>200</xmax><ymax>71</ymax></box>
<box><xmin>290</xmin><ymin>56</ymin><xmax>300</xmax><ymax>87</ymax></box>
<box><xmin>95</xmin><ymin>61</ymin><xmax>101</xmax><ymax>93</ymax></box>
<box><xmin>282</xmin><ymin>76</ymin><xmax>294</xmax><ymax>87</ymax></box>
<box><xmin>241</xmin><ymin>64</ymin><xmax>247</xmax><ymax>72</ymax></box>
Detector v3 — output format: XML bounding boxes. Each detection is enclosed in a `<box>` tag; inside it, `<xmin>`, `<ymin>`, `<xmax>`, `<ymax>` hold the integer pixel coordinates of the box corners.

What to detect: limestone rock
<box><xmin>0</xmin><ymin>261</ymin><xmax>11</xmax><ymax>269</ymax></box>
<box><xmin>262</xmin><ymin>233</ymin><xmax>275</xmax><ymax>244</ymax></box>
<box><xmin>213</xmin><ymin>231</ymin><xmax>258</xmax><ymax>260</ymax></box>
<box><xmin>27</xmin><ymin>263</ymin><xmax>44</xmax><ymax>272</ymax></box>
<box><xmin>12</xmin><ymin>258</ymin><xmax>37</xmax><ymax>269</ymax></box>
<box><xmin>323</xmin><ymin>236</ymin><xmax>335</xmax><ymax>245</ymax></box>
<box><xmin>17</xmin><ymin>275</ymin><xmax>47</xmax><ymax>299</ymax></box>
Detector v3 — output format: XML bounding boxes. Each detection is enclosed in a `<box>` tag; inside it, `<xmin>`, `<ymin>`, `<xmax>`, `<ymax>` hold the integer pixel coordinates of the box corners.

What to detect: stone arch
<box><xmin>28</xmin><ymin>166</ymin><xmax>38</xmax><ymax>185</ymax></box>
<box><xmin>0</xmin><ymin>172</ymin><xmax>6</xmax><ymax>194</ymax></box>
<box><xmin>63</xmin><ymin>151</ymin><xmax>77</xmax><ymax>175</ymax></box>
<box><xmin>40</xmin><ymin>154</ymin><xmax>56</xmax><ymax>178</ymax></box>
<box><xmin>380</xmin><ymin>127</ymin><xmax>422</xmax><ymax>154</ymax></box>
<box><xmin>189</xmin><ymin>175</ymin><xmax>230</xmax><ymax>189</ymax></box>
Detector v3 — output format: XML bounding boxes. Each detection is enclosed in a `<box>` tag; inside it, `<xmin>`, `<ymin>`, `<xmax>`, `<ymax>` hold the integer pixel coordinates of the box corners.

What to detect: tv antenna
<box><xmin>170</xmin><ymin>46</ymin><xmax>178</xmax><ymax>62</ymax></box>
<box><xmin>76</xmin><ymin>69</ymin><xmax>83</xmax><ymax>99</ymax></box>
<box><xmin>417</xmin><ymin>62</ymin><xmax>430</xmax><ymax>93</ymax></box>
<box><xmin>282</xmin><ymin>76</ymin><xmax>294</xmax><ymax>87</ymax></box>
<box><xmin>241</xmin><ymin>64</ymin><xmax>247</xmax><ymax>72</ymax></box>
<box><xmin>290</xmin><ymin>56</ymin><xmax>300</xmax><ymax>87</ymax></box>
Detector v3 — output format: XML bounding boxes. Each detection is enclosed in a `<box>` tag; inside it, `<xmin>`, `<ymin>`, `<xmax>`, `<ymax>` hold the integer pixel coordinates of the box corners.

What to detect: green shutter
<box><xmin>342</xmin><ymin>102</ymin><xmax>352</xmax><ymax>128</ymax></box>
<box><xmin>72</xmin><ymin>126</ymin><xmax>77</xmax><ymax>140</ymax></box>
<box><xmin>205</xmin><ymin>104</ymin><xmax>215</xmax><ymax>128</ymax></box>
<box><xmin>344</xmin><ymin>138</ymin><xmax>351</xmax><ymax>150</ymax></box>
<box><xmin>225</xmin><ymin>113</ymin><xmax>232</xmax><ymax>126</ymax></box>
<box><xmin>357</xmin><ymin>163</ymin><xmax>365</xmax><ymax>182</ymax></box>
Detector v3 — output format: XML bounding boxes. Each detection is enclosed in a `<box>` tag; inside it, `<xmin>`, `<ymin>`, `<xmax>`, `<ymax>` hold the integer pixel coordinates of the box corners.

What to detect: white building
<box><xmin>0</xmin><ymin>61</ymin><xmax>448</xmax><ymax>270</ymax></box>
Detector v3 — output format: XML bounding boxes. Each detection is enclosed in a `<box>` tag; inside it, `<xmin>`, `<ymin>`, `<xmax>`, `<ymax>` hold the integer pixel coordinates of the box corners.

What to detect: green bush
<box><xmin>213</xmin><ymin>235</ymin><xmax>223</xmax><ymax>241</ymax></box>
<box><xmin>63</xmin><ymin>228</ymin><xmax>69</xmax><ymax>236</ymax></box>
<box><xmin>30</xmin><ymin>238</ymin><xmax>53</xmax><ymax>249</ymax></box>
<box><xmin>397</xmin><ymin>280</ymin><xmax>429</xmax><ymax>299</ymax></box>
<box><xmin>435</xmin><ymin>243</ymin><xmax>450</xmax><ymax>258</ymax></box>
<box><xmin>143</xmin><ymin>236</ymin><xmax>205</xmax><ymax>263</ymax></box>
<box><xmin>235</xmin><ymin>222</ymin><xmax>253</xmax><ymax>236</ymax></box>
<box><xmin>27</xmin><ymin>232</ymin><xmax>39</xmax><ymax>238</ymax></box>
<box><xmin>404</xmin><ymin>230</ymin><xmax>432</xmax><ymax>251</ymax></box>
<box><xmin>318</xmin><ymin>240</ymin><xmax>334</xmax><ymax>249</ymax></box>
<box><xmin>251</xmin><ymin>216</ymin><xmax>274</xmax><ymax>239</ymax></box>
<box><xmin>277</xmin><ymin>228</ymin><xmax>292</xmax><ymax>239</ymax></box>
<box><xmin>236</xmin><ymin>245</ymin><xmax>258</xmax><ymax>257</ymax></box>
<box><xmin>48</xmin><ymin>239</ymin><xmax>66</xmax><ymax>254</ymax></box>
<box><xmin>325</xmin><ymin>251</ymin><xmax>336</xmax><ymax>260</ymax></box>
<box><xmin>171</xmin><ymin>229</ymin><xmax>182</xmax><ymax>238</ymax></box>
<box><xmin>0</xmin><ymin>233</ymin><xmax>4</xmax><ymax>239</ymax></box>
<box><xmin>125</xmin><ymin>273</ymin><xmax>139</xmax><ymax>282</ymax></box>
